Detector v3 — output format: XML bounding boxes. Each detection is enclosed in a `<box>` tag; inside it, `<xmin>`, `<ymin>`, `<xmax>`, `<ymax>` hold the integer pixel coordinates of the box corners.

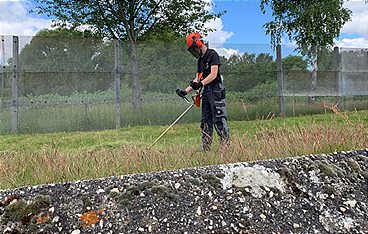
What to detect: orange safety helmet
<box><xmin>186</xmin><ymin>32</ymin><xmax>203</xmax><ymax>48</ymax></box>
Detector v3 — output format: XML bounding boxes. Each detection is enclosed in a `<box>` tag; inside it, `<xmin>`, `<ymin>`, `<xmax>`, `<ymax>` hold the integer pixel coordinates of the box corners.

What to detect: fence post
<box><xmin>0</xmin><ymin>36</ymin><xmax>5</xmax><ymax>115</ymax></box>
<box><xmin>11</xmin><ymin>36</ymin><xmax>19</xmax><ymax>133</ymax></box>
<box><xmin>276</xmin><ymin>44</ymin><xmax>285</xmax><ymax>117</ymax></box>
<box><xmin>114</xmin><ymin>39</ymin><xmax>121</xmax><ymax>129</ymax></box>
<box><xmin>333</xmin><ymin>46</ymin><xmax>344</xmax><ymax>110</ymax></box>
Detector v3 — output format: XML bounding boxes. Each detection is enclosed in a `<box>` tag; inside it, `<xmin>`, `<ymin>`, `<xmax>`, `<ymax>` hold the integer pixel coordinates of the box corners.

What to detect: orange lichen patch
<box><xmin>36</xmin><ymin>213</ymin><xmax>50</xmax><ymax>224</ymax></box>
<box><xmin>97</xmin><ymin>208</ymin><xmax>105</xmax><ymax>216</ymax></box>
<box><xmin>2</xmin><ymin>194</ymin><xmax>21</xmax><ymax>206</ymax></box>
<box><xmin>80</xmin><ymin>210</ymin><xmax>99</xmax><ymax>227</ymax></box>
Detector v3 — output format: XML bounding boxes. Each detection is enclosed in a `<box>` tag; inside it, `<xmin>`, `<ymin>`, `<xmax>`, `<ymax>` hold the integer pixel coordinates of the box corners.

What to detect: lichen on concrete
<box><xmin>220</xmin><ymin>164</ymin><xmax>285</xmax><ymax>198</ymax></box>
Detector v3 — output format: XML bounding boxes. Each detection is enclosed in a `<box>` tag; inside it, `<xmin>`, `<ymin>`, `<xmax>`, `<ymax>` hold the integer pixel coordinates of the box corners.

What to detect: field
<box><xmin>0</xmin><ymin>109</ymin><xmax>367</xmax><ymax>190</ymax></box>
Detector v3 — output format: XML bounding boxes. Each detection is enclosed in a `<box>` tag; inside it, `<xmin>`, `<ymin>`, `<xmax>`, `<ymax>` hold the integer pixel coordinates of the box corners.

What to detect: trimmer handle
<box><xmin>182</xmin><ymin>96</ymin><xmax>191</xmax><ymax>104</ymax></box>
<box><xmin>181</xmin><ymin>95</ymin><xmax>199</xmax><ymax>105</ymax></box>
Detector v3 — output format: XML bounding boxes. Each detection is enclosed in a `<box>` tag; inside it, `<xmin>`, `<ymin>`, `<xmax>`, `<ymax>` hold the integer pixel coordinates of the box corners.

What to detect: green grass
<box><xmin>0</xmin><ymin>110</ymin><xmax>367</xmax><ymax>190</ymax></box>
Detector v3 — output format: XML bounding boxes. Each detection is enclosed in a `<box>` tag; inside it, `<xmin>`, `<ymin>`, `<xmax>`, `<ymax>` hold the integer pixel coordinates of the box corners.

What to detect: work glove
<box><xmin>190</xmin><ymin>81</ymin><xmax>203</xmax><ymax>90</ymax></box>
<box><xmin>176</xmin><ymin>89</ymin><xmax>187</xmax><ymax>98</ymax></box>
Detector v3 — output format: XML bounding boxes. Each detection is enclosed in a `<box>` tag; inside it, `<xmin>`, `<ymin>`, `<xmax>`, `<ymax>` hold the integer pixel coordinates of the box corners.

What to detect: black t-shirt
<box><xmin>197</xmin><ymin>49</ymin><xmax>222</xmax><ymax>85</ymax></box>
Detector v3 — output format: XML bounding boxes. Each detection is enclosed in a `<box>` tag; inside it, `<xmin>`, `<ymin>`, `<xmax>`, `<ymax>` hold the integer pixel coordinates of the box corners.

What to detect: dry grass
<box><xmin>1</xmin><ymin>118</ymin><xmax>366</xmax><ymax>190</ymax></box>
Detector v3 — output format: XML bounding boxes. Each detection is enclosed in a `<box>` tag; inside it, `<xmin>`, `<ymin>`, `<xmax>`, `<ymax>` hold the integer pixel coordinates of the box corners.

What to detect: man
<box><xmin>176</xmin><ymin>32</ymin><xmax>229</xmax><ymax>151</ymax></box>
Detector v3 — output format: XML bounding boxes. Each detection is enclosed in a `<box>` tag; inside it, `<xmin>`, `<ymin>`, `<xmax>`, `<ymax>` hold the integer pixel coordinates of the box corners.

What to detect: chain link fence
<box><xmin>0</xmin><ymin>35</ymin><xmax>367</xmax><ymax>133</ymax></box>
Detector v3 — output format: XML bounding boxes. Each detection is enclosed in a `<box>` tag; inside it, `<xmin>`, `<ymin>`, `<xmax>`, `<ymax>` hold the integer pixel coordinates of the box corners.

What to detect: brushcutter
<box><xmin>148</xmin><ymin>92</ymin><xmax>200</xmax><ymax>149</ymax></box>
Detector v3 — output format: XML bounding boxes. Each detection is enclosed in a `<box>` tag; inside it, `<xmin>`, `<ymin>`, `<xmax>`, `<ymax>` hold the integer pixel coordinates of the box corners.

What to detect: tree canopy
<box><xmin>19</xmin><ymin>28</ymin><xmax>113</xmax><ymax>96</ymax></box>
<box><xmin>260</xmin><ymin>0</ymin><xmax>354</xmax><ymax>58</ymax></box>
<box><xmin>34</xmin><ymin>0</ymin><xmax>224</xmax><ymax>41</ymax></box>
<box><xmin>222</xmin><ymin>53</ymin><xmax>276</xmax><ymax>92</ymax></box>
<box><xmin>282</xmin><ymin>56</ymin><xmax>308</xmax><ymax>72</ymax></box>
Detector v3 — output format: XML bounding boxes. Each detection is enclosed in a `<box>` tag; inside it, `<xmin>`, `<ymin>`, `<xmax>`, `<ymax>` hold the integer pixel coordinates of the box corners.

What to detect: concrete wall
<box><xmin>1</xmin><ymin>149</ymin><xmax>367</xmax><ymax>233</ymax></box>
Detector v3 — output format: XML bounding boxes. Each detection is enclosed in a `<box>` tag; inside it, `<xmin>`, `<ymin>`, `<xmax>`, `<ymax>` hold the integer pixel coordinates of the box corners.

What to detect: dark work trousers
<box><xmin>200</xmin><ymin>84</ymin><xmax>230</xmax><ymax>150</ymax></box>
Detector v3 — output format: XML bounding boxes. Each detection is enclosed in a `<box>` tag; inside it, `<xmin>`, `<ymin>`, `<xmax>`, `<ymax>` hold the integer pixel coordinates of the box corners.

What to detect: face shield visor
<box><xmin>187</xmin><ymin>44</ymin><xmax>202</xmax><ymax>59</ymax></box>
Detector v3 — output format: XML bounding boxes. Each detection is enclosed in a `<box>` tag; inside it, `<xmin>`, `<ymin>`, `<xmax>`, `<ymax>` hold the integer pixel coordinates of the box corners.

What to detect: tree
<box><xmin>133</xmin><ymin>30</ymin><xmax>195</xmax><ymax>93</ymax></box>
<box><xmin>19</xmin><ymin>28</ymin><xmax>111</xmax><ymax>96</ymax></box>
<box><xmin>282</xmin><ymin>56</ymin><xmax>308</xmax><ymax>72</ymax></box>
<box><xmin>260</xmin><ymin>0</ymin><xmax>355</xmax><ymax>99</ymax></box>
<box><xmin>281</xmin><ymin>55</ymin><xmax>309</xmax><ymax>94</ymax></box>
<box><xmin>34</xmin><ymin>0</ymin><xmax>224</xmax><ymax>109</ymax></box>
<box><xmin>221</xmin><ymin>53</ymin><xmax>276</xmax><ymax>92</ymax></box>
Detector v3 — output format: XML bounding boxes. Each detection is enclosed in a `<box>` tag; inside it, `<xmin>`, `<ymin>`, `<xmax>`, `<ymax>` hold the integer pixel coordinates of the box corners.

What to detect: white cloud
<box><xmin>0</xmin><ymin>18</ymin><xmax>53</xmax><ymax>35</ymax></box>
<box><xmin>205</xmin><ymin>18</ymin><xmax>240</xmax><ymax>58</ymax></box>
<box><xmin>214</xmin><ymin>47</ymin><xmax>240</xmax><ymax>58</ymax></box>
<box><xmin>0</xmin><ymin>1</ymin><xmax>53</xmax><ymax>64</ymax></box>
<box><xmin>334</xmin><ymin>37</ymin><xmax>368</xmax><ymax>48</ymax></box>
<box><xmin>204</xmin><ymin>18</ymin><xmax>233</xmax><ymax>45</ymax></box>
<box><xmin>336</xmin><ymin>1</ymin><xmax>368</xmax><ymax>49</ymax></box>
<box><xmin>0</xmin><ymin>1</ymin><xmax>53</xmax><ymax>36</ymax></box>
<box><xmin>342</xmin><ymin>1</ymin><xmax>368</xmax><ymax>37</ymax></box>
<box><xmin>203</xmin><ymin>3</ymin><xmax>238</xmax><ymax>58</ymax></box>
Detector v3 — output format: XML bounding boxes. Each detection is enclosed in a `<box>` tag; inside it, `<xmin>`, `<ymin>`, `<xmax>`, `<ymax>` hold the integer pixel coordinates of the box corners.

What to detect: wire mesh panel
<box><xmin>133</xmin><ymin>42</ymin><xmax>281</xmax><ymax>124</ymax></box>
<box><xmin>0</xmin><ymin>71</ymin><xmax>12</xmax><ymax>133</ymax></box>
<box><xmin>282</xmin><ymin>47</ymin><xmax>338</xmax><ymax>97</ymax></box>
<box><xmin>340</xmin><ymin>47</ymin><xmax>368</xmax><ymax>96</ymax></box>
<box><xmin>283</xmin><ymin>70</ymin><xmax>339</xmax><ymax>96</ymax></box>
<box><xmin>0</xmin><ymin>36</ymin><xmax>13</xmax><ymax>132</ymax></box>
<box><xmin>122</xmin><ymin>41</ymin><xmax>198</xmax><ymax>126</ymax></box>
<box><xmin>2</xmin><ymin>36</ymin><xmax>368</xmax><ymax>134</ymax></box>
<box><xmin>16</xmin><ymin>36</ymin><xmax>116</xmax><ymax>133</ymax></box>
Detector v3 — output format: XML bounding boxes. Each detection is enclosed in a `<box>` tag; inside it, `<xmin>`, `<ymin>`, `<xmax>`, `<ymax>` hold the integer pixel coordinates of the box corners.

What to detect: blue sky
<box><xmin>213</xmin><ymin>0</ymin><xmax>273</xmax><ymax>44</ymax></box>
<box><xmin>0</xmin><ymin>0</ymin><xmax>368</xmax><ymax>59</ymax></box>
<box><xmin>207</xmin><ymin>0</ymin><xmax>285</xmax><ymax>56</ymax></box>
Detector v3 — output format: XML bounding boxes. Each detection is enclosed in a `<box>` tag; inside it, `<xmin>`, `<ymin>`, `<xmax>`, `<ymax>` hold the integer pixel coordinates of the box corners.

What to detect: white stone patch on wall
<box><xmin>220</xmin><ymin>164</ymin><xmax>285</xmax><ymax>198</ymax></box>
<box><xmin>319</xmin><ymin>210</ymin><xmax>357</xmax><ymax>232</ymax></box>
<box><xmin>308</xmin><ymin>170</ymin><xmax>320</xmax><ymax>184</ymax></box>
